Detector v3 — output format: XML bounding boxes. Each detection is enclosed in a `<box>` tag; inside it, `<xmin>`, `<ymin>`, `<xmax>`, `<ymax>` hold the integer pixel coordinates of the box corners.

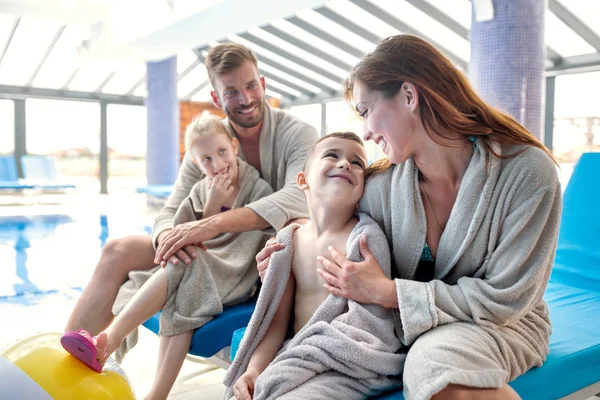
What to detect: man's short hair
<box><xmin>184</xmin><ymin>111</ymin><xmax>231</xmax><ymax>151</ymax></box>
<box><xmin>303</xmin><ymin>131</ymin><xmax>364</xmax><ymax>170</ymax></box>
<box><xmin>205</xmin><ymin>43</ymin><xmax>259</xmax><ymax>88</ymax></box>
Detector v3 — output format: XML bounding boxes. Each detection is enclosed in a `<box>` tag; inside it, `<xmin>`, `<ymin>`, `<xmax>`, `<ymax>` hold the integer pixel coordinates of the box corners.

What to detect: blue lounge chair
<box><xmin>230</xmin><ymin>152</ymin><xmax>600</xmax><ymax>400</ymax></box>
<box><xmin>142</xmin><ymin>296</ymin><xmax>257</xmax><ymax>374</ymax></box>
<box><xmin>20</xmin><ymin>155</ymin><xmax>75</xmax><ymax>190</ymax></box>
<box><xmin>136</xmin><ymin>184</ymin><xmax>173</xmax><ymax>199</ymax></box>
<box><xmin>0</xmin><ymin>155</ymin><xmax>34</xmax><ymax>191</ymax></box>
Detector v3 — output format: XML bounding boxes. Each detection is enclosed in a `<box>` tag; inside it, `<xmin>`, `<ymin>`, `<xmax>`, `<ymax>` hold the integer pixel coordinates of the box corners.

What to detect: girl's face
<box><xmin>352</xmin><ymin>80</ymin><xmax>421</xmax><ymax>165</ymax></box>
<box><xmin>191</xmin><ymin>133</ymin><xmax>239</xmax><ymax>183</ymax></box>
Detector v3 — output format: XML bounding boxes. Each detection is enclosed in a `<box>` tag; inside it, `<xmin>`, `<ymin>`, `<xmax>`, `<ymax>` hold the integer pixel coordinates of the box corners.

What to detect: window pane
<box><xmin>557</xmin><ymin>0</ymin><xmax>600</xmax><ymax>39</ymax></box>
<box><xmin>26</xmin><ymin>99</ymin><xmax>100</xmax><ymax>192</ymax></box>
<box><xmin>553</xmin><ymin>71</ymin><xmax>600</xmax><ymax>187</ymax></box>
<box><xmin>107</xmin><ymin>104</ymin><xmax>147</xmax><ymax>192</ymax></box>
<box><xmin>326</xmin><ymin>100</ymin><xmax>384</xmax><ymax>164</ymax></box>
<box><xmin>101</xmin><ymin>63</ymin><xmax>145</xmax><ymax>95</ymax></box>
<box><xmin>288</xmin><ymin>104</ymin><xmax>322</xmax><ymax>134</ymax></box>
<box><xmin>33</xmin><ymin>25</ymin><xmax>87</xmax><ymax>89</ymax></box>
<box><xmin>177</xmin><ymin>63</ymin><xmax>208</xmax><ymax>98</ymax></box>
<box><xmin>0</xmin><ymin>100</ymin><xmax>14</xmax><ymax>155</ymax></box>
<box><xmin>545</xmin><ymin>10</ymin><xmax>595</xmax><ymax>57</ymax></box>
<box><xmin>0</xmin><ymin>17</ymin><xmax>62</xmax><ymax>86</ymax></box>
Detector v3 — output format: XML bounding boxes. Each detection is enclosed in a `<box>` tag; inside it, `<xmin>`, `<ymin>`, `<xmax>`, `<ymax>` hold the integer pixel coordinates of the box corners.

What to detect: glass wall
<box><xmin>107</xmin><ymin>104</ymin><xmax>147</xmax><ymax>192</ymax></box>
<box><xmin>26</xmin><ymin>99</ymin><xmax>100</xmax><ymax>192</ymax></box>
<box><xmin>0</xmin><ymin>99</ymin><xmax>14</xmax><ymax>155</ymax></box>
<box><xmin>553</xmin><ymin>71</ymin><xmax>600</xmax><ymax>187</ymax></box>
<box><xmin>288</xmin><ymin>104</ymin><xmax>322</xmax><ymax>134</ymax></box>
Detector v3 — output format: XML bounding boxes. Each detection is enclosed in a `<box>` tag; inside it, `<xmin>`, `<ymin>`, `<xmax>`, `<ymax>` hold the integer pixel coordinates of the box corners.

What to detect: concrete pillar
<box><xmin>469</xmin><ymin>0</ymin><xmax>545</xmax><ymax>139</ymax></box>
<box><xmin>146</xmin><ymin>57</ymin><xmax>179</xmax><ymax>186</ymax></box>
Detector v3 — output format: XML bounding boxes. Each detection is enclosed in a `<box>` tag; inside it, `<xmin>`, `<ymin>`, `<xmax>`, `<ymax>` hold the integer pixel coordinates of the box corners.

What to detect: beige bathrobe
<box><xmin>358</xmin><ymin>141</ymin><xmax>562</xmax><ymax>400</ymax></box>
<box><xmin>113</xmin><ymin>160</ymin><xmax>272</xmax><ymax>359</ymax></box>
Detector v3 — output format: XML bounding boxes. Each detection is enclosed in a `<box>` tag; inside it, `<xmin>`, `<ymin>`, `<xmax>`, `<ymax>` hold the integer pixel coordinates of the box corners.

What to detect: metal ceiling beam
<box><xmin>260</xmin><ymin>81</ymin><xmax>298</xmax><ymax>99</ymax></box>
<box><xmin>0</xmin><ymin>17</ymin><xmax>20</xmax><ymax>69</ymax></box>
<box><xmin>27</xmin><ymin>25</ymin><xmax>65</xmax><ymax>86</ymax></box>
<box><xmin>281</xmin><ymin>91</ymin><xmax>343</xmax><ymax>108</ymax></box>
<box><xmin>349</xmin><ymin>0</ymin><xmax>468</xmax><ymax>71</ymax></box>
<box><xmin>217</xmin><ymin>38</ymin><xmax>337</xmax><ymax>93</ymax></box>
<box><xmin>548</xmin><ymin>0</ymin><xmax>600</xmax><ymax>53</ymax></box>
<box><xmin>545</xmin><ymin>52</ymin><xmax>600</xmax><ymax>76</ymax></box>
<box><xmin>263</xmin><ymin>85</ymin><xmax>295</xmax><ymax>101</ymax></box>
<box><xmin>314</xmin><ymin>7</ymin><xmax>380</xmax><ymax>45</ymax></box>
<box><xmin>126</xmin><ymin>75</ymin><xmax>145</xmax><ymax>96</ymax></box>
<box><xmin>183</xmin><ymin>79</ymin><xmax>210</xmax><ymax>101</ymax></box>
<box><xmin>405</xmin><ymin>0</ymin><xmax>469</xmax><ymax>40</ymax></box>
<box><xmin>286</xmin><ymin>16</ymin><xmax>364</xmax><ymax>59</ymax></box>
<box><xmin>95</xmin><ymin>71</ymin><xmax>116</xmax><ymax>92</ymax></box>
<box><xmin>261</xmin><ymin>23</ymin><xmax>354</xmax><ymax>71</ymax></box>
<box><xmin>62</xmin><ymin>68</ymin><xmax>79</xmax><ymax>90</ymax></box>
<box><xmin>546</xmin><ymin>46</ymin><xmax>563</xmax><ymax>65</ymax></box>
<box><xmin>0</xmin><ymin>84</ymin><xmax>144</xmax><ymax>105</ymax></box>
<box><xmin>177</xmin><ymin>58</ymin><xmax>202</xmax><ymax>82</ymax></box>
<box><xmin>261</xmin><ymin>70</ymin><xmax>316</xmax><ymax>96</ymax></box>
<box><xmin>238</xmin><ymin>32</ymin><xmax>345</xmax><ymax>85</ymax></box>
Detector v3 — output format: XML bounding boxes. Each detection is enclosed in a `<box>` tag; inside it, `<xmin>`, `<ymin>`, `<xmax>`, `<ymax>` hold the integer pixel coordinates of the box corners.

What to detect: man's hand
<box><xmin>154</xmin><ymin>220</ymin><xmax>215</xmax><ymax>267</ymax></box>
<box><xmin>206</xmin><ymin>174</ymin><xmax>234</xmax><ymax>208</ymax></box>
<box><xmin>156</xmin><ymin>229</ymin><xmax>197</xmax><ymax>267</ymax></box>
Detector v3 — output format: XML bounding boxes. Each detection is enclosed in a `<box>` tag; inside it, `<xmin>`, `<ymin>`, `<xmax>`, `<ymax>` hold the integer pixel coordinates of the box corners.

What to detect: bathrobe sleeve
<box><xmin>395</xmin><ymin>172</ymin><xmax>562</xmax><ymax>345</ymax></box>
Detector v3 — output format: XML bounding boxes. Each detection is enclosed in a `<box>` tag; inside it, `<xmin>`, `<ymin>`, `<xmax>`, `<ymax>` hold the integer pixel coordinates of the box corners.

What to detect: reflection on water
<box><xmin>0</xmin><ymin>215</ymin><xmax>113</xmax><ymax>299</ymax></box>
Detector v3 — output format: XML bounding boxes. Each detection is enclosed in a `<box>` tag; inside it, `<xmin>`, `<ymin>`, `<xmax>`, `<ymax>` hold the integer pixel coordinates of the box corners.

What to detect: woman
<box><xmin>256</xmin><ymin>35</ymin><xmax>561</xmax><ymax>400</ymax></box>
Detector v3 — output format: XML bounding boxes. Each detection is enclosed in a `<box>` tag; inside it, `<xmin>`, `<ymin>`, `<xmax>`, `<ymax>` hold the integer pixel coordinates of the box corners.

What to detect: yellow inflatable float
<box><xmin>0</xmin><ymin>332</ymin><xmax>134</xmax><ymax>399</ymax></box>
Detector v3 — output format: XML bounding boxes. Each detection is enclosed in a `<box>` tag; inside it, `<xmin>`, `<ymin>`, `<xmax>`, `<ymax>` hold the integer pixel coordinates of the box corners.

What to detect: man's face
<box><xmin>211</xmin><ymin>60</ymin><xmax>266</xmax><ymax>129</ymax></box>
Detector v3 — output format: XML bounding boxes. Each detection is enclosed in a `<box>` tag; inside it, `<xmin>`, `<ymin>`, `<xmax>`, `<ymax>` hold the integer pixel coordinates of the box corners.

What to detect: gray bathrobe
<box><xmin>358</xmin><ymin>140</ymin><xmax>562</xmax><ymax>400</ymax></box>
<box><xmin>224</xmin><ymin>213</ymin><xmax>404</xmax><ymax>400</ymax></box>
<box><xmin>112</xmin><ymin>159</ymin><xmax>272</xmax><ymax>359</ymax></box>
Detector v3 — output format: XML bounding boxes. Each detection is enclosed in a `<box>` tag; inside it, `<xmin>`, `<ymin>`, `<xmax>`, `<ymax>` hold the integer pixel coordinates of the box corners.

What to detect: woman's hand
<box><xmin>233</xmin><ymin>369</ymin><xmax>260</xmax><ymax>400</ymax></box>
<box><xmin>317</xmin><ymin>235</ymin><xmax>395</xmax><ymax>305</ymax></box>
<box><xmin>256</xmin><ymin>237</ymin><xmax>285</xmax><ymax>281</ymax></box>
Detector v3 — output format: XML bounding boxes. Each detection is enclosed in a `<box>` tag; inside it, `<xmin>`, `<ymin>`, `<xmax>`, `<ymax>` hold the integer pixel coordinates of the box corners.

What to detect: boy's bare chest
<box><xmin>292</xmin><ymin>233</ymin><xmax>348</xmax><ymax>292</ymax></box>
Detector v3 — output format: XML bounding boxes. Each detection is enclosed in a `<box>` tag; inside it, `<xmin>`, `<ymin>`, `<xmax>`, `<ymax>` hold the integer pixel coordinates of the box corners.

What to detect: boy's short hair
<box><xmin>205</xmin><ymin>43</ymin><xmax>259</xmax><ymax>88</ymax></box>
<box><xmin>184</xmin><ymin>111</ymin><xmax>232</xmax><ymax>152</ymax></box>
<box><xmin>303</xmin><ymin>131</ymin><xmax>365</xmax><ymax>170</ymax></box>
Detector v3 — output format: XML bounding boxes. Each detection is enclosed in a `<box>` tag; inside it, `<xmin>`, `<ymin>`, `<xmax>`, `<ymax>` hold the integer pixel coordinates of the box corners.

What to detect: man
<box><xmin>65</xmin><ymin>43</ymin><xmax>318</xmax><ymax>335</ymax></box>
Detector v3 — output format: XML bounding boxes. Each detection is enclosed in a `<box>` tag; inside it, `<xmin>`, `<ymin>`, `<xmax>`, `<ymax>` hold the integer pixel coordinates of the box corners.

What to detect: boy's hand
<box><xmin>206</xmin><ymin>174</ymin><xmax>234</xmax><ymax>207</ymax></box>
<box><xmin>233</xmin><ymin>369</ymin><xmax>259</xmax><ymax>400</ymax></box>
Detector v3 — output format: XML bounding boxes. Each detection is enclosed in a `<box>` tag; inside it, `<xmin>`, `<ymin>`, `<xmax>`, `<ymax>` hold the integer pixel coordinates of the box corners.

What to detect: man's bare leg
<box><xmin>65</xmin><ymin>235</ymin><xmax>156</xmax><ymax>335</ymax></box>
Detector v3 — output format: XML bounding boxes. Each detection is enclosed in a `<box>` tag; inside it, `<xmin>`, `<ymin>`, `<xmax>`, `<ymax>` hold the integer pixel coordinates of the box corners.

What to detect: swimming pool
<box><xmin>0</xmin><ymin>214</ymin><xmax>150</xmax><ymax>302</ymax></box>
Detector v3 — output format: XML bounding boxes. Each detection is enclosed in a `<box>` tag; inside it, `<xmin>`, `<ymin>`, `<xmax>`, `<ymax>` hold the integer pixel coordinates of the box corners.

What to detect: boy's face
<box><xmin>191</xmin><ymin>133</ymin><xmax>239</xmax><ymax>182</ymax></box>
<box><xmin>298</xmin><ymin>137</ymin><xmax>368</xmax><ymax>205</ymax></box>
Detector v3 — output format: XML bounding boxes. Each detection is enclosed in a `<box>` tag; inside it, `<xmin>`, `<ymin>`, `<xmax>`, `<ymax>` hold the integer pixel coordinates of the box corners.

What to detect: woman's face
<box><xmin>352</xmin><ymin>81</ymin><xmax>420</xmax><ymax>164</ymax></box>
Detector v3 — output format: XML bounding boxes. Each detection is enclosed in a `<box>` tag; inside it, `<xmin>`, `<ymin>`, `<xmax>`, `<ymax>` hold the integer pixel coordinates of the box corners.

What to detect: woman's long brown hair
<box><xmin>344</xmin><ymin>35</ymin><xmax>555</xmax><ymax>174</ymax></box>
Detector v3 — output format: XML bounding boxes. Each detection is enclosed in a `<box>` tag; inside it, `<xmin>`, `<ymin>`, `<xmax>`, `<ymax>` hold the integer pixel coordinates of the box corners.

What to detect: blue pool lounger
<box><xmin>136</xmin><ymin>184</ymin><xmax>173</xmax><ymax>199</ymax></box>
<box><xmin>142</xmin><ymin>153</ymin><xmax>600</xmax><ymax>399</ymax></box>
<box><xmin>20</xmin><ymin>155</ymin><xmax>75</xmax><ymax>190</ymax></box>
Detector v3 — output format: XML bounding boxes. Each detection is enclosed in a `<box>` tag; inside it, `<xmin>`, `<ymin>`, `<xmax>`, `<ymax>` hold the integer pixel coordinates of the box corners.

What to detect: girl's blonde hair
<box><xmin>184</xmin><ymin>111</ymin><xmax>231</xmax><ymax>151</ymax></box>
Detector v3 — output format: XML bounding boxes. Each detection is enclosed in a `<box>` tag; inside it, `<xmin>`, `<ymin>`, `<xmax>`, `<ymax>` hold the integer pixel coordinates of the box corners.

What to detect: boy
<box><xmin>61</xmin><ymin>113</ymin><xmax>273</xmax><ymax>400</ymax></box>
<box><xmin>226</xmin><ymin>132</ymin><xmax>404</xmax><ymax>400</ymax></box>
